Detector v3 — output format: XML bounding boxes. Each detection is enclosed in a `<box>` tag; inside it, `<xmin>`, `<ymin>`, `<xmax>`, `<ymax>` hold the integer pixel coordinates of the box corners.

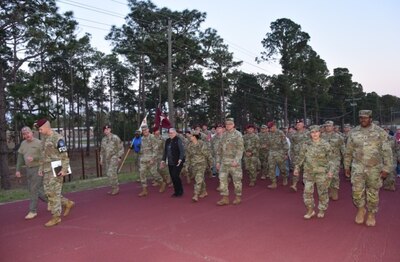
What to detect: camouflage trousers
<box><xmin>139</xmin><ymin>158</ymin><xmax>162</xmax><ymax>187</ymax></box>
<box><xmin>26</xmin><ymin>166</ymin><xmax>47</xmax><ymax>213</ymax></box>
<box><xmin>259</xmin><ymin>151</ymin><xmax>269</xmax><ymax>177</ymax></box>
<box><xmin>303</xmin><ymin>172</ymin><xmax>329</xmax><ymax>211</ymax></box>
<box><xmin>219</xmin><ymin>161</ymin><xmax>243</xmax><ymax>196</ymax></box>
<box><xmin>156</xmin><ymin>158</ymin><xmax>170</xmax><ymax>183</ymax></box>
<box><xmin>328</xmin><ymin>157</ymin><xmax>341</xmax><ymax>190</ymax></box>
<box><xmin>291</xmin><ymin>152</ymin><xmax>301</xmax><ymax>184</ymax></box>
<box><xmin>104</xmin><ymin>157</ymin><xmax>119</xmax><ymax>190</ymax></box>
<box><xmin>43</xmin><ymin>171</ymin><xmax>69</xmax><ymax>217</ymax></box>
<box><xmin>268</xmin><ymin>152</ymin><xmax>287</xmax><ymax>183</ymax></box>
<box><xmin>383</xmin><ymin>165</ymin><xmax>396</xmax><ymax>189</ymax></box>
<box><xmin>351</xmin><ymin>167</ymin><xmax>383</xmax><ymax>213</ymax></box>
<box><xmin>191</xmin><ymin>164</ymin><xmax>207</xmax><ymax>195</ymax></box>
<box><xmin>244</xmin><ymin>155</ymin><xmax>259</xmax><ymax>183</ymax></box>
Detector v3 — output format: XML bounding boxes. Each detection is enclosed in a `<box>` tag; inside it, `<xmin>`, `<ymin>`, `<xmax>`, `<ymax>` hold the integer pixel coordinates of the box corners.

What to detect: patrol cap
<box><xmin>295</xmin><ymin>119</ymin><xmax>304</xmax><ymax>124</ymax></box>
<box><xmin>267</xmin><ymin>121</ymin><xmax>275</xmax><ymax>128</ymax></box>
<box><xmin>261</xmin><ymin>124</ymin><xmax>267</xmax><ymax>129</ymax></box>
<box><xmin>225</xmin><ymin>118</ymin><xmax>234</xmax><ymax>124</ymax></box>
<box><xmin>35</xmin><ymin>118</ymin><xmax>48</xmax><ymax>128</ymax></box>
<box><xmin>141</xmin><ymin>125</ymin><xmax>149</xmax><ymax>130</ymax></box>
<box><xmin>344</xmin><ymin>123</ymin><xmax>351</xmax><ymax>129</ymax></box>
<box><xmin>21</xmin><ymin>126</ymin><xmax>32</xmax><ymax>133</ymax></box>
<box><xmin>215</xmin><ymin>123</ymin><xmax>224</xmax><ymax>129</ymax></box>
<box><xmin>309</xmin><ymin>125</ymin><xmax>320</xmax><ymax>132</ymax></box>
<box><xmin>359</xmin><ymin>110</ymin><xmax>372</xmax><ymax>117</ymax></box>
<box><xmin>103</xmin><ymin>124</ymin><xmax>111</xmax><ymax>131</ymax></box>
<box><xmin>324</xmin><ymin>120</ymin><xmax>334</xmax><ymax>126</ymax></box>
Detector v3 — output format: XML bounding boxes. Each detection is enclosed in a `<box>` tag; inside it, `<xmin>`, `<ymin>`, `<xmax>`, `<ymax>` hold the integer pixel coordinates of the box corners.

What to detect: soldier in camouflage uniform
<box><xmin>382</xmin><ymin>130</ymin><xmax>398</xmax><ymax>191</ymax></box>
<box><xmin>288</xmin><ymin>119</ymin><xmax>309</xmax><ymax>192</ymax></box>
<box><xmin>211</xmin><ymin>124</ymin><xmax>225</xmax><ymax>180</ymax></box>
<box><xmin>321</xmin><ymin>120</ymin><xmax>344</xmax><ymax>200</ymax></box>
<box><xmin>36</xmin><ymin>119</ymin><xmax>74</xmax><ymax>227</ymax></box>
<box><xmin>243</xmin><ymin>125</ymin><xmax>260</xmax><ymax>186</ymax></box>
<box><xmin>258</xmin><ymin>125</ymin><xmax>269</xmax><ymax>180</ymax></box>
<box><xmin>100</xmin><ymin>124</ymin><xmax>124</xmax><ymax>196</ymax></box>
<box><xmin>294</xmin><ymin>125</ymin><xmax>334</xmax><ymax>219</ymax></box>
<box><xmin>137</xmin><ymin>125</ymin><xmax>166</xmax><ymax>197</ymax></box>
<box><xmin>186</xmin><ymin>132</ymin><xmax>213</xmax><ymax>202</ymax></box>
<box><xmin>344</xmin><ymin>110</ymin><xmax>393</xmax><ymax>227</ymax></box>
<box><xmin>15</xmin><ymin>126</ymin><xmax>47</xmax><ymax>220</ymax></box>
<box><xmin>266</xmin><ymin>121</ymin><xmax>289</xmax><ymax>189</ymax></box>
<box><xmin>216</xmin><ymin>118</ymin><xmax>244</xmax><ymax>205</ymax></box>
<box><xmin>153</xmin><ymin>127</ymin><xmax>171</xmax><ymax>186</ymax></box>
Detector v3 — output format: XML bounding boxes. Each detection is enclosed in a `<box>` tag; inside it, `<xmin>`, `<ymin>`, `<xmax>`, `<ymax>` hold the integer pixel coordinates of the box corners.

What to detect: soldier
<box><xmin>35</xmin><ymin>118</ymin><xmax>74</xmax><ymax>227</ymax></box>
<box><xmin>344</xmin><ymin>110</ymin><xmax>392</xmax><ymax>227</ymax></box>
<box><xmin>382</xmin><ymin>129</ymin><xmax>398</xmax><ymax>191</ymax></box>
<box><xmin>215</xmin><ymin>117</ymin><xmax>244</xmax><ymax>205</ymax></box>
<box><xmin>321</xmin><ymin>120</ymin><xmax>344</xmax><ymax>200</ymax></box>
<box><xmin>153</xmin><ymin>127</ymin><xmax>171</xmax><ymax>186</ymax></box>
<box><xmin>130</xmin><ymin>130</ymin><xmax>141</xmax><ymax>175</ymax></box>
<box><xmin>294</xmin><ymin>125</ymin><xmax>334</xmax><ymax>219</ymax></box>
<box><xmin>243</xmin><ymin>124</ymin><xmax>260</xmax><ymax>186</ymax></box>
<box><xmin>211</xmin><ymin>123</ymin><xmax>225</xmax><ymax>178</ymax></box>
<box><xmin>186</xmin><ymin>132</ymin><xmax>213</xmax><ymax>202</ymax></box>
<box><xmin>266</xmin><ymin>121</ymin><xmax>289</xmax><ymax>189</ymax></box>
<box><xmin>100</xmin><ymin>124</ymin><xmax>124</xmax><ymax>195</ymax></box>
<box><xmin>342</xmin><ymin>124</ymin><xmax>352</xmax><ymax>143</ymax></box>
<box><xmin>288</xmin><ymin>119</ymin><xmax>309</xmax><ymax>192</ymax></box>
<box><xmin>258</xmin><ymin>125</ymin><xmax>269</xmax><ymax>180</ymax></box>
<box><xmin>137</xmin><ymin>125</ymin><xmax>166</xmax><ymax>197</ymax></box>
<box><xmin>15</xmin><ymin>126</ymin><xmax>47</xmax><ymax>220</ymax></box>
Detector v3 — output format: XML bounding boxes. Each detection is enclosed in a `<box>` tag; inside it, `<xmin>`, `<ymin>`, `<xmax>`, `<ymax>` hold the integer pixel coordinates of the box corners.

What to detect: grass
<box><xmin>0</xmin><ymin>172</ymin><xmax>139</xmax><ymax>204</ymax></box>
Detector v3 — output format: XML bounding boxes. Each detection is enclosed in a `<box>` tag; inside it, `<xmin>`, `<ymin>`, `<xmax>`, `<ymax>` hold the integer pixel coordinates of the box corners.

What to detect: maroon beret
<box><xmin>103</xmin><ymin>124</ymin><xmax>111</xmax><ymax>131</ymax></box>
<box><xmin>267</xmin><ymin>121</ymin><xmax>275</xmax><ymax>128</ymax></box>
<box><xmin>35</xmin><ymin>118</ymin><xmax>48</xmax><ymax>128</ymax></box>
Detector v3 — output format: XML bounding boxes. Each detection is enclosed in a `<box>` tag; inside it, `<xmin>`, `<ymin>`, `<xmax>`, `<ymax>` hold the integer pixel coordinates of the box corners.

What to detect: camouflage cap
<box><xmin>103</xmin><ymin>124</ymin><xmax>111</xmax><ymax>131</ymax></box>
<box><xmin>295</xmin><ymin>119</ymin><xmax>304</xmax><ymax>124</ymax></box>
<box><xmin>225</xmin><ymin>117</ymin><xmax>234</xmax><ymax>124</ymax></box>
<box><xmin>21</xmin><ymin>126</ymin><xmax>32</xmax><ymax>133</ymax></box>
<box><xmin>309</xmin><ymin>125</ymin><xmax>320</xmax><ymax>132</ymax></box>
<box><xmin>261</xmin><ymin>124</ymin><xmax>267</xmax><ymax>129</ymax></box>
<box><xmin>141</xmin><ymin>125</ymin><xmax>149</xmax><ymax>130</ymax></box>
<box><xmin>35</xmin><ymin>118</ymin><xmax>48</xmax><ymax>128</ymax></box>
<box><xmin>343</xmin><ymin>124</ymin><xmax>351</xmax><ymax>129</ymax></box>
<box><xmin>359</xmin><ymin>110</ymin><xmax>372</xmax><ymax>117</ymax></box>
<box><xmin>324</xmin><ymin>120</ymin><xmax>334</xmax><ymax>126</ymax></box>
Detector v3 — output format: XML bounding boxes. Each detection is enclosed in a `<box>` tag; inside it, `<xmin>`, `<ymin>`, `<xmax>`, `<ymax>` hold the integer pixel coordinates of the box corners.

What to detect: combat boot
<box><xmin>282</xmin><ymin>177</ymin><xmax>288</xmax><ymax>186</ymax></box>
<box><xmin>63</xmin><ymin>200</ymin><xmax>75</xmax><ymax>217</ymax></box>
<box><xmin>355</xmin><ymin>206</ymin><xmax>366</xmax><ymax>224</ymax></box>
<box><xmin>260</xmin><ymin>174</ymin><xmax>266</xmax><ymax>180</ymax></box>
<box><xmin>217</xmin><ymin>196</ymin><xmax>229</xmax><ymax>206</ymax></box>
<box><xmin>138</xmin><ymin>187</ymin><xmax>148</xmax><ymax>197</ymax></box>
<box><xmin>304</xmin><ymin>207</ymin><xmax>315</xmax><ymax>219</ymax></box>
<box><xmin>267</xmin><ymin>182</ymin><xmax>277</xmax><ymax>189</ymax></box>
<box><xmin>199</xmin><ymin>191</ymin><xmax>208</xmax><ymax>198</ymax></box>
<box><xmin>290</xmin><ymin>181</ymin><xmax>298</xmax><ymax>192</ymax></box>
<box><xmin>232</xmin><ymin>196</ymin><xmax>241</xmax><ymax>205</ymax></box>
<box><xmin>383</xmin><ymin>184</ymin><xmax>396</xmax><ymax>191</ymax></box>
<box><xmin>159</xmin><ymin>182</ymin><xmax>166</xmax><ymax>193</ymax></box>
<box><xmin>317</xmin><ymin>210</ymin><xmax>325</xmax><ymax>218</ymax></box>
<box><xmin>249</xmin><ymin>181</ymin><xmax>255</xmax><ymax>187</ymax></box>
<box><xmin>44</xmin><ymin>216</ymin><xmax>61</xmax><ymax>227</ymax></box>
<box><xmin>192</xmin><ymin>194</ymin><xmax>199</xmax><ymax>202</ymax></box>
<box><xmin>365</xmin><ymin>212</ymin><xmax>376</xmax><ymax>227</ymax></box>
<box><xmin>108</xmin><ymin>187</ymin><xmax>119</xmax><ymax>196</ymax></box>
<box><xmin>330</xmin><ymin>188</ymin><xmax>339</xmax><ymax>201</ymax></box>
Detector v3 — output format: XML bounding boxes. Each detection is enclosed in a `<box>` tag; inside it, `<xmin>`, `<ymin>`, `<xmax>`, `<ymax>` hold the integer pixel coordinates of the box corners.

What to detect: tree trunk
<box><xmin>0</xmin><ymin>74</ymin><xmax>11</xmax><ymax>189</ymax></box>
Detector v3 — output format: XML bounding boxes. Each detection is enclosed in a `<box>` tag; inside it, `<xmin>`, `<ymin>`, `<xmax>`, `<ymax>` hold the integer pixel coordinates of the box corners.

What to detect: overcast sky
<box><xmin>57</xmin><ymin>0</ymin><xmax>400</xmax><ymax>97</ymax></box>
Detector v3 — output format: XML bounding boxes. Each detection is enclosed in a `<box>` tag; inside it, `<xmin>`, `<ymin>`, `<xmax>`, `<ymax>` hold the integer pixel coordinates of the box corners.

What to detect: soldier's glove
<box><xmin>344</xmin><ymin>169</ymin><xmax>351</xmax><ymax>178</ymax></box>
<box><xmin>380</xmin><ymin>171</ymin><xmax>388</xmax><ymax>179</ymax></box>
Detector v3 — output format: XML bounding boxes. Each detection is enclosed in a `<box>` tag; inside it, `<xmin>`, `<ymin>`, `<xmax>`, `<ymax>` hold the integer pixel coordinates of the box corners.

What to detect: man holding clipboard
<box><xmin>36</xmin><ymin>118</ymin><xmax>74</xmax><ymax>227</ymax></box>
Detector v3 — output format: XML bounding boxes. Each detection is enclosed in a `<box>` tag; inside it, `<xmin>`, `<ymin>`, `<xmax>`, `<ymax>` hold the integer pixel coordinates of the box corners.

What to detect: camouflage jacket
<box><xmin>243</xmin><ymin>133</ymin><xmax>260</xmax><ymax>157</ymax></box>
<box><xmin>216</xmin><ymin>129</ymin><xmax>244</xmax><ymax>164</ymax></box>
<box><xmin>154</xmin><ymin>135</ymin><xmax>166</xmax><ymax>160</ymax></box>
<box><xmin>186</xmin><ymin>140</ymin><xmax>213</xmax><ymax>168</ymax></box>
<box><xmin>258</xmin><ymin>132</ymin><xmax>269</xmax><ymax>154</ymax></box>
<box><xmin>140</xmin><ymin>134</ymin><xmax>158</xmax><ymax>160</ymax></box>
<box><xmin>267</xmin><ymin>130</ymin><xmax>289</xmax><ymax>153</ymax></box>
<box><xmin>321</xmin><ymin>131</ymin><xmax>345</xmax><ymax>159</ymax></box>
<box><xmin>39</xmin><ymin>131</ymin><xmax>70</xmax><ymax>174</ymax></box>
<box><xmin>344</xmin><ymin>124</ymin><xmax>393</xmax><ymax>173</ymax></box>
<box><xmin>289</xmin><ymin>129</ymin><xmax>309</xmax><ymax>154</ymax></box>
<box><xmin>211</xmin><ymin>134</ymin><xmax>223</xmax><ymax>158</ymax></box>
<box><xmin>295</xmin><ymin>139</ymin><xmax>334</xmax><ymax>174</ymax></box>
<box><xmin>101</xmin><ymin>133</ymin><xmax>124</xmax><ymax>163</ymax></box>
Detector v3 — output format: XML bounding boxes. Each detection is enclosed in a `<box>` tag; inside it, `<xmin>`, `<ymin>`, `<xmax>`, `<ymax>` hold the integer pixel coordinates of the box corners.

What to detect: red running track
<box><xmin>1</xmin><ymin>176</ymin><xmax>399</xmax><ymax>262</ymax></box>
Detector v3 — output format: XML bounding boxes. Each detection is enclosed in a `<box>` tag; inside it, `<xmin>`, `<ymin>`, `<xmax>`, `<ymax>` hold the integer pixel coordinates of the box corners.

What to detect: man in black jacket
<box><xmin>161</xmin><ymin>128</ymin><xmax>185</xmax><ymax>197</ymax></box>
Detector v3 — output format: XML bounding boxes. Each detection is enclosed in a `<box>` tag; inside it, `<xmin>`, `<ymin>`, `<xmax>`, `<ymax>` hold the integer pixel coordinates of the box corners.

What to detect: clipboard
<box><xmin>51</xmin><ymin>160</ymin><xmax>72</xmax><ymax>177</ymax></box>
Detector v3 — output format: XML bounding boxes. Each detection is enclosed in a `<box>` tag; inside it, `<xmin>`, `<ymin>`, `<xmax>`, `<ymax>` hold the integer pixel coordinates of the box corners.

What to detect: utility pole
<box><xmin>345</xmin><ymin>96</ymin><xmax>361</xmax><ymax>126</ymax></box>
<box><xmin>167</xmin><ymin>19</ymin><xmax>175</xmax><ymax>127</ymax></box>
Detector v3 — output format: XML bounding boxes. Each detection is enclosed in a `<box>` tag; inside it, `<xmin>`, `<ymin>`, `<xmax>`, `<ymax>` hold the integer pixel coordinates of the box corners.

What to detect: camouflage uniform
<box><xmin>101</xmin><ymin>133</ymin><xmax>124</xmax><ymax>191</ymax></box>
<box><xmin>186</xmin><ymin>139</ymin><xmax>213</xmax><ymax>196</ymax></box>
<box><xmin>39</xmin><ymin>131</ymin><xmax>71</xmax><ymax>217</ymax></box>
<box><xmin>154</xmin><ymin>134</ymin><xmax>170</xmax><ymax>184</ymax></box>
<box><xmin>216</xmin><ymin>128</ymin><xmax>244</xmax><ymax>197</ymax></box>
<box><xmin>383</xmin><ymin>135</ymin><xmax>398</xmax><ymax>191</ymax></box>
<box><xmin>139</xmin><ymin>134</ymin><xmax>163</xmax><ymax>187</ymax></box>
<box><xmin>267</xmin><ymin>129</ymin><xmax>289</xmax><ymax>185</ymax></box>
<box><xmin>344</xmin><ymin>123</ymin><xmax>392</xmax><ymax>214</ymax></box>
<box><xmin>321</xmin><ymin>129</ymin><xmax>344</xmax><ymax>193</ymax></box>
<box><xmin>258</xmin><ymin>129</ymin><xmax>269</xmax><ymax>179</ymax></box>
<box><xmin>243</xmin><ymin>132</ymin><xmax>260</xmax><ymax>184</ymax></box>
<box><xmin>289</xmin><ymin>129</ymin><xmax>309</xmax><ymax>186</ymax></box>
<box><xmin>295</xmin><ymin>138</ymin><xmax>334</xmax><ymax>212</ymax></box>
<box><xmin>211</xmin><ymin>133</ymin><xmax>223</xmax><ymax>175</ymax></box>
